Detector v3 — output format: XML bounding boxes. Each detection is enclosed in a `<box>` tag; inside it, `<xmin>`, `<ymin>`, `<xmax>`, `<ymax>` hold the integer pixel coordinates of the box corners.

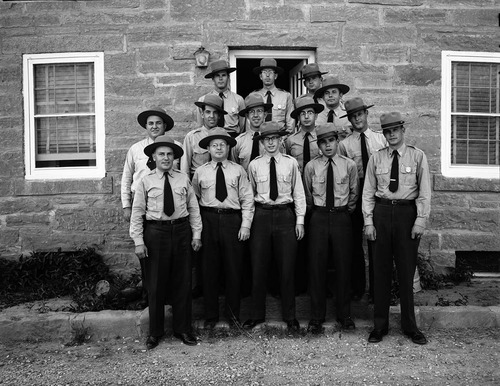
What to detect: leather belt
<box><xmin>146</xmin><ymin>217</ymin><xmax>188</xmax><ymax>225</ymax></box>
<box><xmin>255</xmin><ymin>202</ymin><xmax>293</xmax><ymax>210</ymax></box>
<box><xmin>200</xmin><ymin>206</ymin><xmax>241</xmax><ymax>214</ymax></box>
<box><xmin>376</xmin><ymin>197</ymin><xmax>415</xmax><ymax>206</ymax></box>
<box><xmin>313</xmin><ymin>205</ymin><xmax>348</xmax><ymax>213</ymax></box>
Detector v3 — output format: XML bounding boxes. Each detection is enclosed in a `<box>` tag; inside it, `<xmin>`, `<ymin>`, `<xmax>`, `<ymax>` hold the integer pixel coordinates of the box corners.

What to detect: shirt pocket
<box><xmin>335</xmin><ymin>173</ymin><xmax>350</xmax><ymax>197</ymax></box>
<box><xmin>375</xmin><ymin>166</ymin><xmax>390</xmax><ymax>188</ymax></box>
<box><xmin>277</xmin><ymin>172</ymin><xmax>292</xmax><ymax>194</ymax></box>
<box><xmin>200</xmin><ymin>179</ymin><xmax>216</xmax><ymax>202</ymax></box>
<box><xmin>147</xmin><ymin>188</ymin><xmax>163</xmax><ymax>214</ymax></box>
<box><xmin>312</xmin><ymin>175</ymin><xmax>326</xmax><ymax>198</ymax></box>
<box><xmin>255</xmin><ymin>174</ymin><xmax>268</xmax><ymax>194</ymax></box>
<box><xmin>173</xmin><ymin>186</ymin><xmax>188</xmax><ymax>212</ymax></box>
<box><xmin>400</xmin><ymin>163</ymin><xmax>417</xmax><ymax>186</ymax></box>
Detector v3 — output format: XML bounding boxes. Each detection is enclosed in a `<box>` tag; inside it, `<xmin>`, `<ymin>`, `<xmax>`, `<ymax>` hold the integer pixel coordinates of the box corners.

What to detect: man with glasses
<box><xmin>243</xmin><ymin>122</ymin><xmax>306</xmax><ymax>332</ymax></box>
<box><xmin>253</xmin><ymin>58</ymin><xmax>295</xmax><ymax>133</ymax></box>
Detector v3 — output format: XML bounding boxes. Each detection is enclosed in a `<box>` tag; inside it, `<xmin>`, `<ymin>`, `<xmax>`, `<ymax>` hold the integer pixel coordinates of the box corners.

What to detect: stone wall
<box><xmin>0</xmin><ymin>0</ymin><xmax>498</xmax><ymax>275</ymax></box>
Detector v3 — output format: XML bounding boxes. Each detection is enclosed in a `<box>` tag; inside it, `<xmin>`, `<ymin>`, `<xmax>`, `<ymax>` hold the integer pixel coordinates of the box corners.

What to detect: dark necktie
<box><xmin>218</xmin><ymin>92</ymin><xmax>225</xmax><ymax>128</ymax></box>
<box><xmin>265</xmin><ymin>91</ymin><xmax>272</xmax><ymax>122</ymax></box>
<box><xmin>215</xmin><ymin>162</ymin><xmax>228</xmax><ymax>202</ymax></box>
<box><xmin>389</xmin><ymin>151</ymin><xmax>399</xmax><ymax>193</ymax></box>
<box><xmin>327</xmin><ymin>110</ymin><xmax>334</xmax><ymax>123</ymax></box>
<box><xmin>250</xmin><ymin>132</ymin><xmax>260</xmax><ymax>161</ymax></box>
<box><xmin>326</xmin><ymin>159</ymin><xmax>334</xmax><ymax>209</ymax></box>
<box><xmin>360</xmin><ymin>132</ymin><xmax>369</xmax><ymax>175</ymax></box>
<box><xmin>269</xmin><ymin>157</ymin><xmax>278</xmax><ymax>201</ymax></box>
<box><xmin>303</xmin><ymin>132</ymin><xmax>311</xmax><ymax>168</ymax></box>
<box><xmin>163</xmin><ymin>172</ymin><xmax>175</xmax><ymax>216</ymax></box>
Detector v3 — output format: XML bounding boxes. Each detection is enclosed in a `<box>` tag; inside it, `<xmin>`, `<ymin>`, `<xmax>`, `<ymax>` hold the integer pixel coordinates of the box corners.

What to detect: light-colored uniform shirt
<box><xmin>129</xmin><ymin>168</ymin><xmax>202</xmax><ymax>246</ymax></box>
<box><xmin>338</xmin><ymin>128</ymin><xmax>388</xmax><ymax>179</ymax></box>
<box><xmin>315</xmin><ymin>100</ymin><xmax>352</xmax><ymax>138</ymax></box>
<box><xmin>362</xmin><ymin>143</ymin><xmax>431</xmax><ymax>229</ymax></box>
<box><xmin>180</xmin><ymin>126</ymin><xmax>212</xmax><ymax>178</ymax></box>
<box><xmin>303</xmin><ymin>154</ymin><xmax>358</xmax><ymax>213</ymax></box>
<box><xmin>231</xmin><ymin>129</ymin><xmax>285</xmax><ymax>172</ymax></box>
<box><xmin>285</xmin><ymin>128</ymin><xmax>320</xmax><ymax>174</ymax></box>
<box><xmin>248</xmin><ymin>153</ymin><xmax>306</xmax><ymax>225</ymax></box>
<box><xmin>121</xmin><ymin>137</ymin><xmax>181</xmax><ymax>209</ymax></box>
<box><xmin>255</xmin><ymin>86</ymin><xmax>295</xmax><ymax>133</ymax></box>
<box><xmin>192</xmin><ymin>160</ymin><xmax>255</xmax><ymax>229</ymax></box>
<box><xmin>196</xmin><ymin>89</ymin><xmax>246</xmax><ymax>135</ymax></box>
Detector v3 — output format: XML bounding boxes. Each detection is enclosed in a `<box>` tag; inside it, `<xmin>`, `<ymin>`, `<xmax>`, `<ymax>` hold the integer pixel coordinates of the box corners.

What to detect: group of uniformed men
<box><xmin>122</xmin><ymin>58</ymin><xmax>431</xmax><ymax>350</ymax></box>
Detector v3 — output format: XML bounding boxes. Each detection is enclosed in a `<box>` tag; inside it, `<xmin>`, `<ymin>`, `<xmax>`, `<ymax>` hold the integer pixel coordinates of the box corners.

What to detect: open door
<box><xmin>289</xmin><ymin>59</ymin><xmax>307</xmax><ymax>100</ymax></box>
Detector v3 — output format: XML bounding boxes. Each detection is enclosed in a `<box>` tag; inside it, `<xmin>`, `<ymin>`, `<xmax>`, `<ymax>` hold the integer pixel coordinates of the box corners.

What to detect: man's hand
<box><xmin>295</xmin><ymin>224</ymin><xmax>305</xmax><ymax>240</ymax></box>
<box><xmin>192</xmin><ymin>238</ymin><xmax>202</xmax><ymax>252</ymax></box>
<box><xmin>411</xmin><ymin>224</ymin><xmax>425</xmax><ymax>240</ymax></box>
<box><xmin>135</xmin><ymin>245</ymin><xmax>148</xmax><ymax>259</ymax></box>
<box><xmin>365</xmin><ymin>225</ymin><xmax>376</xmax><ymax>241</ymax></box>
<box><xmin>123</xmin><ymin>207</ymin><xmax>132</xmax><ymax>221</ymax></box>
<box><xmin>238</xmin><ymin>226</ymin><xmax>250</xmax><ymax>241</ymax></box>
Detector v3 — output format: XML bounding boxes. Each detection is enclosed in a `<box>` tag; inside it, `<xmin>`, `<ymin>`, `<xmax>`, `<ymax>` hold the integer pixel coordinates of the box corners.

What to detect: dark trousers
<box><xmin>201</xmin><ymin>210</ymin><xmax>244</xmax><ymax>322</ymax></box>
<box><xmin>372</xmin><ymin>203</ymin><xmax>420</xmax><ymax>333</ymax></box>
<box><xmin>308</xmin><ymin>209</ymin><xmax>352</xmax><ymax>322</ymax></box>
<box><xmin>144</xmin><ymin>220</ymin><xmax>192</xmax><ymax>337</ymax></box>
<box><xmin>295</xmin><ymin>210</ymin><xmax>312</xmax><ymax>295</ymax></box>
<box><xmin>249</xmin><ymin>206</ymin><xmax>297</xmax><ymax>321</ymax></box>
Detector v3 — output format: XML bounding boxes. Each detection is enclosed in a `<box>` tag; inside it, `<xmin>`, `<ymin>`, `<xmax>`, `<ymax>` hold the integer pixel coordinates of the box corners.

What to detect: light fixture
<box><xmin>194</xmin><ymin>46</ymin><xmax>210</xmax><ymax>68</ymax></box>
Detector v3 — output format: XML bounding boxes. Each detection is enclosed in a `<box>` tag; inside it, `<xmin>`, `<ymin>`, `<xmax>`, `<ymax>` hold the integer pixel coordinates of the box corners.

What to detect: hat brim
<box><xmin>253</xmin><ymin>129</ymin><xmax>288</xmax><ymax>141</ymax></box>
<box><xmin>144</xmin><ymin>141</ymin><xmax>184</xmax><ymax>159</ymax></box>
<box><xmin>290</xmin><ymin>103</ymin><xmax>325</xmax><ymax>120</ymax></box>
<box><xmin>238</xmin><ymin>103</ymin><xmax>273</xmax><ymax>117</ymax></box>
<box><xmin>317</xmin><ymin>131</ymin><xmax>341</xmax><ymax>142</ymax></box>
<box><xmin>137</xmin><ymin>110</ymin><xmax>174</xmax><ymax>131</ymax></box>
<box><xmin>199</xmin><ymin>134</ymin><xmax>237</xmax><ymax>149</ymax></box>
<box><xmin>204</xmin><ymin>67</ymin><xmax>237</xmax><ymax>79</ymax></box>
<box><xmin>381</xmin><ymin>121</ymin><xmax>407</xmax><ymax>130</ymax></box>
<box><xmin>314</xmin><ymin>84</ymin><xmax>350</xmax><ymax>98</ymax></box>
<box><xmin>339</xmin><ymin>104</ymin><xmax>374</xmax><ymax>119</ymax></box>
<box><xmin>298</xmin><ymin>71</ymin><xmax>328</xmax><ymax>80</ymax></box>
<box><xmin>194</xmin><ymin>100</ymin><xmax>228</xmax><ymax>115</ymax></box>
<box><xmin>252</xmin><ymin>65</ymin><xmax>284</xmax><ymax>76</ymax></box>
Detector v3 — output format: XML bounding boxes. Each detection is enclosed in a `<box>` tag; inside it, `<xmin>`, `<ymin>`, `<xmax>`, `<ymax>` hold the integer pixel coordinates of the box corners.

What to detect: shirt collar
<box><xmin>210</xmin><ymin>159</ymin><xmax>228</xmax><ymax>169</ymax></box>
<box><xmin>300</xmin><ymin>128</ymin><xmax>316</xmax><ymax>139</ymax></box>
<box><xmin>321</xmin><ymin>153</ymin><xmax>340</xmax><ymax>165</ymax></box>
<box><xmin>264</xmin><ymin>152</ymin><xmax>282</xmax><ymax>163</ymax></box>
<box><xmin>156</xmin><ymin>168</ymin><xmax>173</xmax><ymax>179</ymax></box>
<box><xmin>390</xmin><ymin>143</ymin><xmax>406</xmax><ymax>157</ymax></box>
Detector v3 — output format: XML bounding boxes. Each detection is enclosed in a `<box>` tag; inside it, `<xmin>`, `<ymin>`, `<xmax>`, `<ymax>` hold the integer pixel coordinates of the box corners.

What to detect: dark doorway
<box><xmin>235</xmin><ymin>58</ymin><xmax>304</xmax><ymax>99</ymax></box>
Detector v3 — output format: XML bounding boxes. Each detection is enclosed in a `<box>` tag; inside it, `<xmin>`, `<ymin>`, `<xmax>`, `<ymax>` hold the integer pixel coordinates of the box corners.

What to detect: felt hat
<box><xmin>238</xmin><ymin>92</ymin><xmax>273</xmax><ymax>117</ymax></box>
<box><xmin>137</xmin><ymin>107</ymin><xmax>174</xmax><ymax>131</ymax></box>
<box><xmin>339</xmin><ymin>97</ymin><xmax>375</xmax><ymax>118</ymax></box>
<box><xmin>298</xmin><ymin>63</ymin><xmax>328</xmax><ymax>80</ymax></box>
<box><xmin>198</xmin><ymin>127</ymin><xmax>237</xmax><ymax>148</ymax></box>
<box><xmin>204</xmin><ymin>59</ymin><xmax>237</xmax><ymax>79</ymax></box>
<box><xmin>253</xmin><ymin>121</ymin><xmax>288</xmax><ymax>140</ymax></box>
<box><xmin>316</xmin><ymin>123</ymin><xmax>342</xmax><ymax>142</ymax></box>
<box><xmin>380</xmin><ymin>112</ymin><xmax>406</xmax><ymax>130</ymax></box>
<box><xmin>290</xmin><ymin>95</ymin><xmax>325</xmax><ymax>119</ymax></box>
<box><xmin>314</xmin><ymin>74</ymin><xmax>350</xmax><ymax>99</ymax></box>
<box><xmin>252</xmin><ymin>58</ymin><xmax>284</xmax><ymax>75</ymax></box>
<box><xmin>194</xmin><ymin>94</ymin><xmax>228</xmax><ymax>115</ymax></box>
<box><xmin>144</xmin><ymin>134</ymin><xmax>184</xmax><ymax>159</ymax></box>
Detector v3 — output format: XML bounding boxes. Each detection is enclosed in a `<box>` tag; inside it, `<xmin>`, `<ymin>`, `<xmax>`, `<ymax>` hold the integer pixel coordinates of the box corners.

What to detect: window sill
<box><xmin>14</xmin><ymin>176</ymin><xmax>113</xmax><ymax>196</ymax></box>
<box><xmin>433</xmin><ymin>174</ymin><xmax>500</xmax><ymax>193</ymax></box>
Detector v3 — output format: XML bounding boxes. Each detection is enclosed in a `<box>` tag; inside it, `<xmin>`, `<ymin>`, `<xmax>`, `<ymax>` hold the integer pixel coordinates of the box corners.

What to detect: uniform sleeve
<box><xmin>238</xmin><ymin>167</ymin><xmax>255</xmax><ymax>229</ymax></box>
<box><xmin>186</xmin><ymin>179</ymin><xmax>202</xmax><ymax>239</ymax></box>
<box><xmin>347</xmin><ymin>160</ymin><xmax>359</xmax><ymax>213</ymax></box>
<box><xmin>362</xmin><ymin>156</ymin><xmax>377</xmax><ymax>226</ymax></box>
<box><xmin>414</xmin><ymin>151</ymin><xmax>431</xmax><ymax>228</ymax></box>
<box><xmin>291</xmin><ymin>158</ymin><xmax>306</xmax><ymax>225</ymax></box>
<box><xmin>180</xmin><ymin>133</ymin><xmax>192</xmax><ymax>177</ymax></box>
<box><xmin>338</xmin><ymin>141</ymin><xmax>347</xmax><ymax>157</ymax></box>
<box><xmin>238</xmin><ymin>97</ymin><xmax>246</xmax><ymax>133</ymax></box>
<box><xmin>121</xmin><ymin>148</ymin><xmax>135</xmax><ymax>209</ymax></box>
<box><xmin>129</xmin><ymin>178</ymin><xmax>147</xmax><ymax>246</ymax></box>
<box><xmin>285</xmin><ymin>94</ymin><xmax>296</xmax><ymax>133</ymax></box>
<box><xmin>191</xmin><ymin>168</ymin><xmax>201</xmax><ymax>198</ymax></box>
<box><xmin>284</xmin><ymin>136</ymin><xmax>292</xmax><ymax>155</ymax></box>
<box><xmin>303</xmin><ymin>163</ymin><xmax>314</xmax><ymax>207</ymax></box>
<box><xmin>247</xmin><ymin>161</ymin><xmax>258</xmax><ymax>194</ymax></box>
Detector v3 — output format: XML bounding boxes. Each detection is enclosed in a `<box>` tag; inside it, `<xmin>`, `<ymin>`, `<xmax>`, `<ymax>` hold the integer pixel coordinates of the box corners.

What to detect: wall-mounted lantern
<box><xmin>194</xmin><ymin>46</ymin><xmax>210</xmax><ymax>68</ymax></box>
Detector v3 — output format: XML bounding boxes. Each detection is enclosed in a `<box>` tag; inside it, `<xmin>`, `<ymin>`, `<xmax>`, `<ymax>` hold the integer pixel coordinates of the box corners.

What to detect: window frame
<box><xmin>441</xmin><ymin>50</ymin><xmax>500</xmax><ymax>179</ymax></box>
<box><xmin>23</xmin><ymin>52</ymin><xmax>105</xmax><ymax>180</ymax></box>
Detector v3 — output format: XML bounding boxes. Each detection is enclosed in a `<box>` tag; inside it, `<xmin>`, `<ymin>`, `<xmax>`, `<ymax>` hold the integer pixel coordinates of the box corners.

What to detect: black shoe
<box><xmin>145</xmin><ymin>335</ymin><xmax>160</xmax><ymax>350</ymax></box>
<box><xmin>204</xmin><ymin>318</ymin><xmax>218</xmax><ymax>330</ymax></box>
<box><xmin>404</xmin><ymin>330</ymin><xmax>427</xmax><ymax>345</ymax></box>
<box><xmin>173</xmin><ymin>332</ymin><xmax>197</xmax><ymax>346</ymax></box>
<box><xmin>368</xmin><ymin>328</ymin><xmax>388</xmax><ymax>343</ymax></box>
<box><xmin>242</xmin><ymin>319</ymin><xmax>265</xmax><ymax>330</ymax></box>
<box><xmin>227</xmin><ymin>317</ymin><xmax>241</xmax><ymax>328</ymax></box>
<box><xmin>286</xmin><ymin>319</ymin><xmax>300</xmax><ymax>332</ymax></box>
<box><xmin>339</xmin><ymin>317</ymin><xmax>356</xmax><ymax>330</ymax></box>
<box><xmin>307</xmin><ymin>320</ymin><xmax>323</xmax><ymax>335</ymax></box>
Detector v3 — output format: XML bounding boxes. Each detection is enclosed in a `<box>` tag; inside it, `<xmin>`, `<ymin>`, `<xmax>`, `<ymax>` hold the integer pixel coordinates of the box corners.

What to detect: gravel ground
<box><xmin>0</xmin><ymin>327</ymin><xmax>498</xmax><ymax>385</ymax></box>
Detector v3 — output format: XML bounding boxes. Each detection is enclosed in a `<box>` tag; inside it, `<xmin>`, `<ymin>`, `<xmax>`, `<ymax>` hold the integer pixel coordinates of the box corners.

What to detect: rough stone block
<box><xmin>71</xmin><ymin>311</ymin><xmax>141</xmax><ymax>340</ymax></box>
<box><xmin>434</xmin><ymin>175</ymin><xmax>500</xmax><ymax>193</ymax></box>
<box><xmin>418</xmin><ymin>306</ymin><xmax>499</xmax><ymax>329</ymax></box>
<box><xmin>54</xmin><ymin>207</ymin><xmax>123</xmax><ymax>232</ymax></box>
<box><xmin>105</xmin><ymin>53</ymin><xmax>137</xmax><ymax>76</ymax></box>
<box><xmin>344</xmin><ymin>25</ymin><xmax>417</xmax><ymax>45</ymax></box>
<box><xmin>394</xmin><ymin>65</ymin><xmax>440</xmax><ymax>87</ymax></box>
<box><xmin>419</xmin><ymin>27</ymin><xmax>496</xmax><ymax>52</ymax></box>
<box><xmin>469</xmin><ymin>194</ymin><xmax>500</xmax><ymax>209</ymax></box>
<box><xmin>250</xmin><ymin>6</ymin><xmax>305</xmax><ymax>21</ymax></box>
<box><xmin>106</xmin><ymin>77</ymin><xmax>156</xmax><ymax>98</ymax></box>
<box><xmin>310</xmin><ymin>5</ymin><xmax>379</xmax><ymax>24</ymax></box>
<box><xmin>143</xmin><ymin>0</ymin><xmax>168</xmax><ymax>9</ymax></box>
<box><xmin>430</xmin><ymin>209</ymin><xmax>499</xmax><ymax>233</ymax></box>
<box><xmin>127</xmin><ymin>25</ymin><xmax>202</xmax><ymax>47</ymax></box>
<box><xmin>361</xmin><ymin>45</ymin><xmax>410</xmax><ymax>64</ymax></box>
<box><xmin>348</xmin><ymin>0</ymin><xmax>423</xmax><ymax>5</ymax></box>
<box><xmin>0</xmin><ymin>198</ymin><xmax>53</xmax><ymax>215</ymax></box>
<box><xmin>14</xmin><ymin>177</ymin><xmax>114</xmax><ymax>196</ymax></box>
<box><xmin>171</xmin><ymin>0</ymin><xmax>245</xmax><ymax>22</ymax></box>
<box><xmin>431</xmin><ymin>193</ymin><xmax>468</xmax><ymax>208</ymax></box>
<box><xmin>449</xmin><ymin>9</ymin><xmax>499</xmax><ymax>26</ymax></box>
<box><xmin>6</xmin><ymin>213</ymin><xmax>51</xmax><ymax>226</ymax></box>
<box><xmin>0</xmin><ymin>94</ymin><xmax>23</xmax><ymax>117</ymax></box>
<box><xmin>85</xmin><ymin>0</ymin><xmax>140</xmax><ymax>9</ymax></box>
<box><xmin>0</xmin><ymin>65</ymin><xmax>21</xmax><ymax>84</ymax></box>
<box><xmin>0</xmin><ymin>228</ymin><xmax>19</xmax><ymax>249</ymax></box>
<box><xmin>441</xmin><ymin>232</ymin><xmax>500</xmax><ymax>251</ymax></box>
<box><xmin>383</xmin><ymin>9</ymin><xmax>447</xmax><ymax>24</ymax></box>
<box><xmin>0</xmin><ymin>152</ymin><xmax>23</xmax><ymax>178</ymax></box>
<box><xmin>0</xmin><ymin>126</ymin><xmax>23</xmax><ymax>150</ymax></box>
<box><xmin>138</xmin><ymin>46</ymin><xmax>171</xmax><ymax>62</ymax></box>
<box><xmin>408</xmin><ymin>89</ymin><xmax>441</xmax><ymax>111</ymax></box>
<box><xmin>19</xmin><ymin>228</ymin><xmax>106</xmax><ymax>253</ymax></box>
<box><xmin>428</xmin><ymin>251</ymin><xmax>456</xmax><ymax>274</ymax></box>
<box><xmin>156</xmin><ymin>74</ymin><xmax>192</xmax><ymax>85</ymax></box>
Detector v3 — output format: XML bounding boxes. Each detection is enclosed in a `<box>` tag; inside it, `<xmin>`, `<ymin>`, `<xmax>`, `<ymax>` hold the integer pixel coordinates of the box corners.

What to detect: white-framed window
<box><xmin>23</xmin><ymin>52</ymin><xmax>105</xmax><ymax>180</ymax></box>
<box><xmin>441</xmin><ymin>51</ymin><xmax>500</xmax><ymax>179</ymax></box>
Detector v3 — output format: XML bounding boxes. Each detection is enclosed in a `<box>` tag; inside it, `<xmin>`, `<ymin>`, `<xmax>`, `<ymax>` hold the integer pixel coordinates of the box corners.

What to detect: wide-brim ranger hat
<box><xmin>316</xmin><ymin>123</ymin><xmax>343</xmax><ymax>142</ymax></box>
<box><xmin>380</xmin><ymin>112</ymin><xmax>407</xmax><ymax>130</ymax></box>
<box><xmin>194</xmin><ymin>94</ymin><xmax>228</xmax><ymax>115</ymax></box>
<box><xmin>198</xmin><ymin>127</ymin><xmax>237</xmax><ymax>148</ymax></box>
<box><xmin>204</xmin><ymin>59</ymin><xmax>237</xmax><ymax>79</ymax></box>
<box><xmin>339</xmin><ymin>97</ymin><xmax>375</xmax><ymax>118</ymax></box>
<box><xmin>298</xmin><ymin>63</ymin><xmax>328</xmax><ymax>80</ymax></box>
<box><xmin>252</xmin><ymin>58</ymin><xmax>284</xmax><ymax>75</ymax></box>
<box><xmin>238</xmin><ymin>92</ymin><xmax>273</xmax><ymax>117</ymax></box>
<box><xmin>137</xmin><ymin>107</ymin><xmax>174</xmax><ymax>131</ymax></box>
<box><xmin>290</xmin><ymin>95</ymin><xmax>325</xmax><ymax>119</ymax></box>
<box><xmin>144</xmin><ymin>134</ymin><xmax>184</xmax><ymax>159</ymax></box>
<box><xmin>313</xmin><ymin>74</ymin><xmax>350</xmax><ymax>98</ymax></box>
<box><xmin>253</xmin><ymin>121</ymin><xmax>288</xmax><ymax>141</ymax></box>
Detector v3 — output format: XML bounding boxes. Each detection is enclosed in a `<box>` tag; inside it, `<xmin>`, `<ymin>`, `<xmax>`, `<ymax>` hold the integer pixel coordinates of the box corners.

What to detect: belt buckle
<box><xmin>329</xmin><ymin>207</ymin><xmax>336</xmax><ymax>213</ymax></box>
<box><xmin>216</xmin><ymin>208</ymin><xmax>224</xmax><ymax>214</ymax></box>
<box><xmin>391</xmin><ymin>200</ymin><xmax>398</xmax><ymax>205</ymax></box>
